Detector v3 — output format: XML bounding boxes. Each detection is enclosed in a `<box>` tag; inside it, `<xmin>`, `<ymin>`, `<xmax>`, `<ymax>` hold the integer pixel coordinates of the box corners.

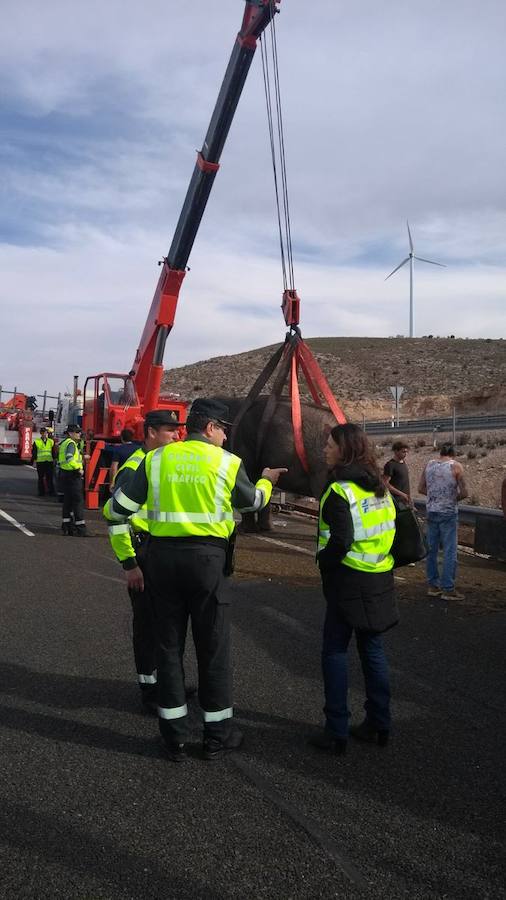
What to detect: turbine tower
<box><xmin>385</xmin><ymin>221</ymin><xmax>446</xmax><ymax>338</ymax></box>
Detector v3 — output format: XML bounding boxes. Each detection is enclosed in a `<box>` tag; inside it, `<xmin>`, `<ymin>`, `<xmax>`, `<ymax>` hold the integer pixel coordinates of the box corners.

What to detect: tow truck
<box><xmin>0</xmin><ymin>393</ymin><xmax>34</xmax><ymax>461</ymax></box>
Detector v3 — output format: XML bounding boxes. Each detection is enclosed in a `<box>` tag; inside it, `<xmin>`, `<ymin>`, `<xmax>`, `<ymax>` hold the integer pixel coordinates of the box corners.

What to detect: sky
<box><xmin>1</xmin><ymin>0</ymin><xmax>505</xmax><ymax>400</ymax></box>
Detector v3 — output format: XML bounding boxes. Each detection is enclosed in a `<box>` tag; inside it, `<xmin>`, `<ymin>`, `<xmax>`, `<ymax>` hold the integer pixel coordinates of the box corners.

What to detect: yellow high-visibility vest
<box><xmin>105</xmin><ymin>447</ymin><xmax>148</xmax><ymax>564</ymax></box>
<box><xmin>34</xmin><ymin>438</ymin><xmax>54</xmax><ymax>463</ymax></box>
<box><xmin>58</xmin><ymin>438</ymin><xmax>82</xmax><ymax>472</ymax></box>
<box><xmin>143</xmin><ymin>440</ymin><xmax>242</xmax><ymax>539</ymax></box>
<box><xmin>318</xmin><ymin>480</ymin><xmax>396</xmax><ymax>573</ymax></box>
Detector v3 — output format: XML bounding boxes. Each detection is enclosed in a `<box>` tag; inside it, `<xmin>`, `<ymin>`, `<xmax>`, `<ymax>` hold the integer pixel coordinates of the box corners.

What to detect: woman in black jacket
<box><xmin>310</xmin><ymin>424</ymin><xmax>398</xmax><ymax>756</ymax></box>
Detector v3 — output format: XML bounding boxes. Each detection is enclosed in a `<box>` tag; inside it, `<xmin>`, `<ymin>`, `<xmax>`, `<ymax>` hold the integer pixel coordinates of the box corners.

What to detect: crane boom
<box><xmin>82</xmin><ymin>0</ymin><xmax>281</xmax><ymax>442</ymax></box>
<box><xmin>132</xmin><ymin>0</ymin><xmax>281</xmax><ymax>415</ymax></box>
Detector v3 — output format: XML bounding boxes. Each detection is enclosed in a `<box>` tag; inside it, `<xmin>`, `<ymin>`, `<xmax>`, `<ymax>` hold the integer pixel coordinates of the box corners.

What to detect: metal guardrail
<box><xmin>276</xmin><ymin>493</ymin><xmax>506</xmax><ymax>562</ymax></box>
<box><xmin>414</xmin><ymin>499</ymin><xmax>506</xmax><ymax>561</ymax></box>
<box><xmin>364</xmin><ymin>413</ymin><xmax>506</xmax><ymax>435</ymax></box>
<box><xmin>413</xmin><ymin>499</ymin><xmax>503</xmax><ymax>526</ymax></box>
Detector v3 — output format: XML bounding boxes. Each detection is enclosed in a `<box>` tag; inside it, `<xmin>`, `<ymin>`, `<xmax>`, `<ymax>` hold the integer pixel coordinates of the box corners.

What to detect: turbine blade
<box><xmin>414</xmin><ymin>256</ymin><xmax>446</xmax><ymax>268</ymax></box>
<box><xmin>385</xmin><ymin>257</ymin><xmax>410</xmax><ymax>280</ymax></box>
<box><xmin>406</xmin><ymin>220</ymin><xmax>414</xmax><ymax>253</ymax></box>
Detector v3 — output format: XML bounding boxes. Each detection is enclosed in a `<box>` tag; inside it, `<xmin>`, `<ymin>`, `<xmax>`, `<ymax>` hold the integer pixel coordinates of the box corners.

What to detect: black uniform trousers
<box><xmin>127</xmin><ymin>535</ymin><xmax>157</xmax><ymax>693</ymax></box>
<box><xmin>61</xmin><ymin>471</ymin><xmax>85</xmax><ymax>525</ymax></box>
<box><xmin>146</xmin><ymin>539</ymin><xmax>231</xmax><ymax>743</ymax></box>
<box><xmin>36</xmin><ymin>461</ymin><xmax>55</xmax><ymax>496</ymax></box>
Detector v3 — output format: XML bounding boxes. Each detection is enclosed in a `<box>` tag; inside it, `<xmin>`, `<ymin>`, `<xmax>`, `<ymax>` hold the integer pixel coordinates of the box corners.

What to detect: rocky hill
<box><xmin>163</xmin><ymin>337</ymin><xmax>506</xmax><ymax>420</ymax></box>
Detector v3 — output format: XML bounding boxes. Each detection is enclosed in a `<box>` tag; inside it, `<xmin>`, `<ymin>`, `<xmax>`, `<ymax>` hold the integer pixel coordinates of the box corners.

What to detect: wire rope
<box><xmin>260</xmin><ymin>1</ymin><xmax>296</xmax><ymax>297</ymax></box>
<box><xmin>260</xmin><ymin>30</ymin><xmax>287</xmax><ymax>291</ymax></box>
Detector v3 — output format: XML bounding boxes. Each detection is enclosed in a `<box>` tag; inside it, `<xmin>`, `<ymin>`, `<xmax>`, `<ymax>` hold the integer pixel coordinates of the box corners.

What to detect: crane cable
<box><xmin>260</xmin><ymin>2</ymin><xmax>295</xmax><ymax>296</ymax></box>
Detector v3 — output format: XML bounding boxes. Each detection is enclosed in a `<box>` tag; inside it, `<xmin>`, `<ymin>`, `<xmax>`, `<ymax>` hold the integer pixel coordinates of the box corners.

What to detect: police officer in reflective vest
<box><xmin>106</xmin><ymin>398</ymin><xmax>287</xmax><ymax>762</ymax></box>
<box><xmin>31</xmin><ymin>426</ymin><xmax>56</xmax><ymax>496</ymax></box>
<box><xmin>311</xmin><ymin>423</ymin><xmax>398</xmax><ymax>756</ymax></box>
<box><xmin>103</xmin><ymin>409</ymin><xmax>181</xmax><ymax>713</ymax></box>
<box><xmin>59</xmin><ymin>425</ymin><xmax>87</xmax><ymax>536</ymax></box>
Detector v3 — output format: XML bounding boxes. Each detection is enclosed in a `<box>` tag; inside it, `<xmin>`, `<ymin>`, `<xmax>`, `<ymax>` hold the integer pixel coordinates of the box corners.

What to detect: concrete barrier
<box><xmin>474</xmin><ymin>516</ymin><xmax>506</xmax><ymax>561</ymax></box>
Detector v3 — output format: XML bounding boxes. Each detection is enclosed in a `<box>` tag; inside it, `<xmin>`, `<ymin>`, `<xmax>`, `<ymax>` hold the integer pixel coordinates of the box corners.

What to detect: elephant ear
<box><xmin>322</xmin><ymin>422</ymin><xmax>333</xmax><ymax>441</ymax></box>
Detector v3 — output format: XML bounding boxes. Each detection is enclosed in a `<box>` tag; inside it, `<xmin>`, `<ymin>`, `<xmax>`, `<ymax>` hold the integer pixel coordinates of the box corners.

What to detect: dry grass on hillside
<box><xmin>375</xmin><ymin>431</ymin><xmax>506</xmax><ymax>510</ymax></box>
<box><xmin>163</xmin><ymin>336</ymin><xmax>506</xmax><ymax>420</ymax></box>
<box><xmin>162</xmin><ymin>337</ymin><xmax>506</xmax><ymax>508</ymax></box>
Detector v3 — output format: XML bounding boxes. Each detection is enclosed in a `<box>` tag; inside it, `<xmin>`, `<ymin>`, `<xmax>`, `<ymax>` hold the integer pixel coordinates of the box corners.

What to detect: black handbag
<box><xmin>391</xmin><ymin>506</ymin><xmax>427</xmax><ymax>568</ymax></box>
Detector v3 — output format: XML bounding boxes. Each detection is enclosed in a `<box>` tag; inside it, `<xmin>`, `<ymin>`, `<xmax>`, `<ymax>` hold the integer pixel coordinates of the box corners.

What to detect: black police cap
<box><xmin>188</xmin><ymin>398</ymin><xmax>232</xmax><ymax>426</ymax></box>
<box><xmin>144</xmin><ymin>409</ymin><xmax>180</xmax><ymax>428</ymax></box>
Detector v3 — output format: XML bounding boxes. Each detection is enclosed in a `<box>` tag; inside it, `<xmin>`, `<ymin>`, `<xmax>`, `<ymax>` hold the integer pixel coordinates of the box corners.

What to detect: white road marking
<box><xmin>84</xmin><ymin>545</ymin><xmax>125</xmax><ymax>567</ymax></box>
<box><xmin>232</xmin><ymin>757</ymin><xmax>368</xmax><ymax>890</ymax></box>
<box><xmin>251</xmin><ymin>534</ymin><xmax>314</xmax><ymax>556</ymax></box>
<box><xmin>260</xmin><ymin>605</ymin><xmax>309</xmax><ymax>637</ymax></box>
<box><xmin>0</xmin><ymin>508</ymin><xmax>35</xmax><ymax>537</ymax></box>
<box><xmin>86</xmin><ymin>570</ymin><xmax>126</xmax><ymax>586</ymax></box>
<box><xmin>3</xmin><ymin>497</ymin><xmax>60</xmax><ymax>530</ymax></box>
<box><xmin>250</xmin><ymin>534</ymin><xmax>406</xmax><ymax>579</ymax></box>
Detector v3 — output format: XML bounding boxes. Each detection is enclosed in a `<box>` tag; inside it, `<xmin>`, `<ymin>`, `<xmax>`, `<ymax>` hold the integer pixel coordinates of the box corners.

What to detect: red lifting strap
<box><xmin>231</xmin><ymin>332</ymin><xmax>347</xmax><ymax>477</ymax></box>
<box><xmin>296</xmin><ymin>342</ymin><xmax>346</xmax><ymax>424</ymax></box>
<box><xmin>290</xmin><ymin>353</ymin><xmax>309</xmax><ymax>472</ymax></box>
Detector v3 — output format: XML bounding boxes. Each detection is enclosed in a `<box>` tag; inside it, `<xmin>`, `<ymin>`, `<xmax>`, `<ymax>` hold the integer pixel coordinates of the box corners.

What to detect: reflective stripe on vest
<box><xmin>145</xmin><ymin>440</ymin><xmax>241</xmax><ymax>539</ymax></box>
<box><xmin>108</xmin><ymin>523</ymin><xmax>130</xmax><ymax>535</ymax></box>
<box><xmin>116</xmin><ymin>447</ymin><xmax>148</xmax><ymax>532</ymax></box>
<box><xmin>114</xmin><ymin>488</ymin><xmax>140</xmax><ymax>512</ymax></box>
<box><xmin>318</xmin><ymin>480</ymin><xmax>396</xmax><ymax>573</ymax></box>
<box><xmin>34</xmin><ymin>438</ymin><xmax>54</xmax><ymax>463</ymax></box>
<box><xmin>58</xmin><ymin>438</ymin><xmax>82</xmax><ymax>471</ymax></box>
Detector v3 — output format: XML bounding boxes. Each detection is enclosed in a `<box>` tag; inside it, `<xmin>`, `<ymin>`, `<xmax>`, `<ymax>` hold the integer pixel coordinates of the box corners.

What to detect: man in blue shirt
<box><xmin>108</xmin><ymin>429</ymin><xmax>141</xmax><ymax>489</ymax></box>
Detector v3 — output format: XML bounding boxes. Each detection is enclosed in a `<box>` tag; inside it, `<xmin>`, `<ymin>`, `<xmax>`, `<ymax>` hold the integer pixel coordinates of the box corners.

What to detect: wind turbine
<box><xmin>385</xmin><ymin>221</ymin><xmax>446</xmax><ymax>338</ymax></box>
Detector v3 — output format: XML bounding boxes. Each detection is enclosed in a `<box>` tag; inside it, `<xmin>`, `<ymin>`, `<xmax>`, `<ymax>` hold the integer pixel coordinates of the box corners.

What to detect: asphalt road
<box><xmin>0</xmin><ymin>463</ymin><xmax>505</xmax><ymax>899</ymax></box>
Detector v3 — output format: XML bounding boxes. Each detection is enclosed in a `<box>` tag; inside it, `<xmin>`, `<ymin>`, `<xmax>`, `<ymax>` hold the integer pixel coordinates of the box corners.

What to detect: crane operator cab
<box><xmin>82</xmin><ymin>373</ymin><xmax>141</xmax><ymax>440</ymax></box>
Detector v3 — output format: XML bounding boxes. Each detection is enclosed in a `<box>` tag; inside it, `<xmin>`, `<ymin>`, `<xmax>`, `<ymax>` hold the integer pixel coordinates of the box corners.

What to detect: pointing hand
<box><xmin>261</xmin><ymin>467</ymin><xmax>288</xmax><ymax>486</ymax></box>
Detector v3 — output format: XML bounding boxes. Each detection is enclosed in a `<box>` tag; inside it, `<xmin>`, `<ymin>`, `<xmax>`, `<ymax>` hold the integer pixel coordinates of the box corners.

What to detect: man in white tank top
<box><xmin>418</xmin><ymin>442</ymin><xmax>468</xmax><ymax>600</ymax></box>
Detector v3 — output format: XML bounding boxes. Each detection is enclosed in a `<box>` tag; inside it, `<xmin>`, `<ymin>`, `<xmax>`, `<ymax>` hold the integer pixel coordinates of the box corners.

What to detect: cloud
<box><xmin>1</xmin><ymin>230</ymin><xmax>503</xmax><ymax>398</ymax></box>
<box><xmin>1</xmin><ymin>0</ymin><xmax>505</xmax><ymax>399</ymax></box>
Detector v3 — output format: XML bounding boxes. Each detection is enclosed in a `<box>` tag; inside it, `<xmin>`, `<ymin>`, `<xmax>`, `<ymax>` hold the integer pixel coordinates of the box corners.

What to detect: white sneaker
<box><xmin>441</xmin><ymin>589</ymin><xmax>465</xmax><ymax>600</ymax></box>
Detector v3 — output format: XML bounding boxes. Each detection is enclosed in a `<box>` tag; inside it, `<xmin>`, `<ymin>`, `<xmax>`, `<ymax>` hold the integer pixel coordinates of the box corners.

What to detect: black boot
<box><xmin>308</xmin><ymin>730</ymin><xmax>347</xmax><ymax>756</ymax></box>
<box><xmin>203</xmin><ymin>726</ymin><xmax>244</xmax><ymax>761</ymax></box>
<box><xmin>350</xmin><ymin>720</ymin><xmax>389</xmax><ymax>746</ymax></box>
<box><xmin>161</xmin><ymin>739</ymin><xmax>187</xmax><ymax>763</ymax></box>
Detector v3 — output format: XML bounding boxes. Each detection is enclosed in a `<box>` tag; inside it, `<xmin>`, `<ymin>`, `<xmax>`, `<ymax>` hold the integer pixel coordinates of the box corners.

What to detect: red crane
<box><xmin>82</xmin><ymin>0</ymin><xmax>281</xmax><ymax>442</ymax></box>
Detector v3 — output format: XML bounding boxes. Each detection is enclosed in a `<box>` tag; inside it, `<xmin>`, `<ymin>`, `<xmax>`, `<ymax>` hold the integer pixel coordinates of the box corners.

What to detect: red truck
<box><xmin>0</xmin><ymin>393</ymin><xmax>35</xmax><ymax>461</ymax></box>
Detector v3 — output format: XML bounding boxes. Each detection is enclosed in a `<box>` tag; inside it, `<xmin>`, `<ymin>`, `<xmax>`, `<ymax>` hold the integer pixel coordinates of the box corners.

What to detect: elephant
<box><xmin>213</xmin><ymin>395</ymin><xmax>338</xmax><ymax>531</ymax></box>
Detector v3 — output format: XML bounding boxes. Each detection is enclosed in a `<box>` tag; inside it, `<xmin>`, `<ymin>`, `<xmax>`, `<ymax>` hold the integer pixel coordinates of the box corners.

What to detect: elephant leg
<box><xmin>257</xmin><ymin>503</ymin><xmax>274</xmax><ymax>532</ymax></box>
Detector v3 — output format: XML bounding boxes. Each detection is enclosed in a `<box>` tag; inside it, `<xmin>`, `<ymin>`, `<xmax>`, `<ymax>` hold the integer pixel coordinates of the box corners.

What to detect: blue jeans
<box><xmin>322</xmin><ymin>605</ymin><xmax>391</xmax><ymax>738</ymax></box>
<box><xmin>426</xmin><ymin>512</ymin><xmax>458</xmax><ymax>591</ymax></box>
